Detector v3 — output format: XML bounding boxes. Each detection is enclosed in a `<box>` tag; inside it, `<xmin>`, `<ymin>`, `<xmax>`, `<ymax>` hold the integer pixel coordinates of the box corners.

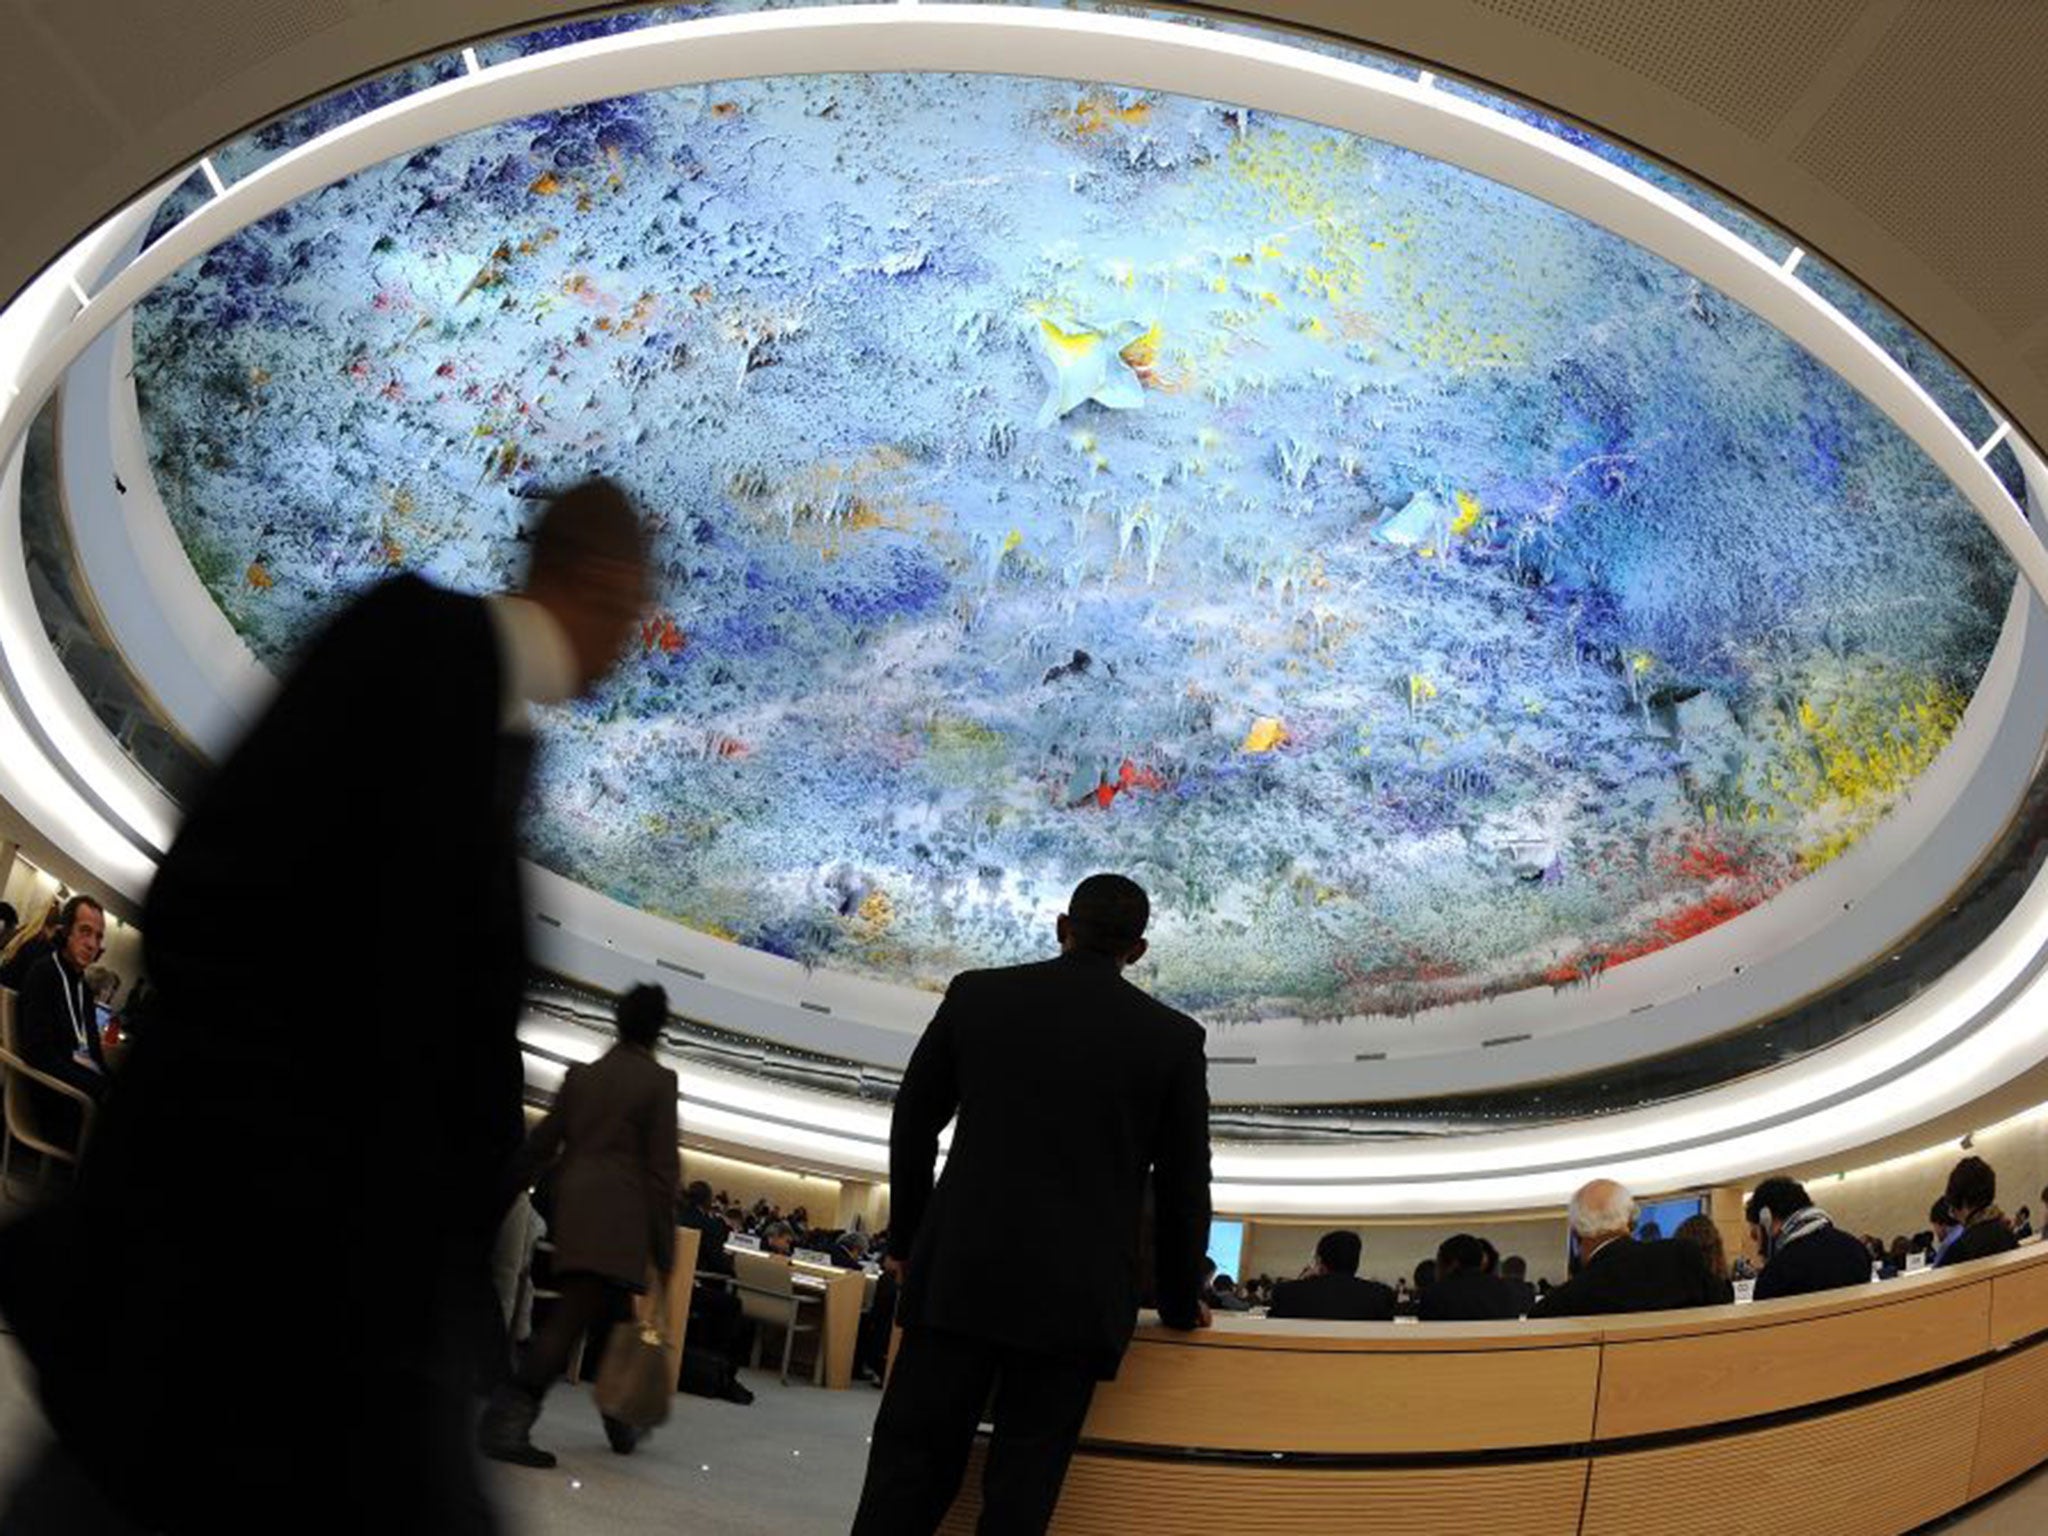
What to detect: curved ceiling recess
<box><xmin>4</xmin><ymin>7</ymin><xmax>2048</xmax><ymax>1205</ymax></box>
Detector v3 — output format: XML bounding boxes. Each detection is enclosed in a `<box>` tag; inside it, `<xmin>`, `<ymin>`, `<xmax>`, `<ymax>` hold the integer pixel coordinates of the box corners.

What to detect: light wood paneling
<box><xmin>1582</xmin><ymin>1372</ymin><xmax>1984</xmax><ymax>1536</ymax></box>
<box><xmin>1970</xmin><ymin>1341</ymin><xmax>2048</xmax><ymax>1499</ymax></box>
<box><xmin>1594</xmin><ymin>1281</ymin><xmax>1989</xmax><ymax>1438</ymax></box>
<box><xmin>941</xmin><ymin>1449</ymin><xmax>1589</xmax><ymax>1536</ymax></box>
<box><xmin>791</xmin><ymin>1259</ymin><xmax>866</xmax><ymax>1390</ymax></box>
<box><xmin>1088</xmin><ymin>1334</ymin><xmax>1599</xmax><ymax>1453</ymax></box>
<box><xmin>1989</xmin><ymin>1253</ymin><xmax>2048</xmax><ymax>1347</ymax></box>
<box><xmin>1141</xmin><ymin>1314</ymin><xmax>1599</xmax><ymax>1352</ymax></box>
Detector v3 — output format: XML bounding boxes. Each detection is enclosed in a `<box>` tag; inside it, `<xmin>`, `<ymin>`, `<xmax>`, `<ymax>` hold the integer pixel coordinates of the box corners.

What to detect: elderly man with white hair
<box><xmin>1530</xmin><ymin>1178</ymin><xmax>1720</xmax><ymax>1318</ymax></box>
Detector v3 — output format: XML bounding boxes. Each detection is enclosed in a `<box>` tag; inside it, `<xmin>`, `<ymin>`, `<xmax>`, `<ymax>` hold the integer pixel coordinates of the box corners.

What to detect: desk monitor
<box><xmin>1633</xmin><ymin>1195</ymin><xmax>1704</xmax><ymax>1243</ymax></box>
<box><xmin>1208</xmin><ymin>1218</ymin><xmax>1245</xmax><ymax>1283</ymax></box>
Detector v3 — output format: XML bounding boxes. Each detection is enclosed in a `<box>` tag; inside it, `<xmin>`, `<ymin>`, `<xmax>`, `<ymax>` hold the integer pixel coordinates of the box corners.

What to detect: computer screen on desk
<box><xmin>1208</xmin><ymin>1218</ymin><xmax>1245</xmax><ymax>1282</ymax></box>
<box><xmin>1633</xmin><ymin>1195</ymin><xmax>1704</xmax><ymax>1242</ymax></box>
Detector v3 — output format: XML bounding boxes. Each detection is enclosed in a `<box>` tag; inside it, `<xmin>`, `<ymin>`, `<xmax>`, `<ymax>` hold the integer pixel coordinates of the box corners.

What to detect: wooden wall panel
<box><xmin>1989</xmin><ymin>1258</ymin><xmax>2048</xmax><ymax>1348</ymax></box>
<box><xmin>1582</xmin><ymin>1373</ymin><xmax>1984</xmax><ymax>1536</ymax></box>
<box><xmin>1087</xmin><ymin>1336</ymin><xmax>1600</xmax><ymax>1453</ymax></box>
<box><xmin>1594</xmin><ymin>1282</ymin><xmax>1988</xmax><ymax>1438</ymax></box>
<box><xmin>940</xmin><ymin>1448</ymin><xmax>1589</xmax><ymax>1536</ymax></box>
<box><xmin>1970</xmin><ymin>1342</ymin><xmax>2048</xmax><ymax>1500</ymax></box>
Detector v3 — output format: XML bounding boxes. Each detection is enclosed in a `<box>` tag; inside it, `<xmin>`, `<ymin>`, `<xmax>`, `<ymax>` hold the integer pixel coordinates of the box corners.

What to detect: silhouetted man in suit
<box><xmin>1419</xmin><ymin>1233</ymin><xmax>1519</xmax><ymax>1321</ymax></box>
<box><xmin>1530</xmin><ymin>1179</ymin><xmax>1718</xmax><ymax>1318</ymax></box>
<box><xmin>1267</xmin><ymin>1231</ymin><xmax>1395</xmax><ymax>1321</ymax></box>
<box><xmin>1499</xmin><ymin>1255</ymin><xmax>1538</xmax><ymax>1316</ymax></box>
<box><xmin>0</xmin><ymin>480</ymin><xmax>651</xmax><ymax>1535</ymax></box>
<box><xmin>852</xmin><ymin>874</ymin><xmax>1212</xmax><ymax>1536</ymax></box>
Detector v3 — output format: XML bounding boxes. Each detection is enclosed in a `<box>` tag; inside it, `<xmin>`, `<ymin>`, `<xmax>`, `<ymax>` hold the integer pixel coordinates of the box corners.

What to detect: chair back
<box><xmin>733</xmin><ymin>1250</ymin><xmax>801</xmax><ymax>1326</ymax></box>
<box><xmin>0</xmin><ymin>989</ymin><xmax>45</xmax><ymax>1146</ymax></box>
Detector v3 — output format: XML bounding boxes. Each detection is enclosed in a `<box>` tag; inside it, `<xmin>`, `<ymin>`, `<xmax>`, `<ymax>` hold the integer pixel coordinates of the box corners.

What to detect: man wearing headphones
<box><xmin>14</xmin><ymin>894</ymin><xmax>110</xmax><ymax>1141</ymax></box>
<box><xmin>1747</xmin><ymin>1176</ymin><xmax>1873</xmax><ymax>1300</ymax></box>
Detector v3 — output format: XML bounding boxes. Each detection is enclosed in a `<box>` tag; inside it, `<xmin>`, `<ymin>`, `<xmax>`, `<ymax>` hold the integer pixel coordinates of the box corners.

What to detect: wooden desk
<box><xmin>932</xmin><ymin>1243</ymin><xmax>2048</xmax><ymax>1536</ymax></box>
<box><xmin>791</xmin><ymin>1257</ymin><xmax>866</xmax><ymax>1390</ymax></box>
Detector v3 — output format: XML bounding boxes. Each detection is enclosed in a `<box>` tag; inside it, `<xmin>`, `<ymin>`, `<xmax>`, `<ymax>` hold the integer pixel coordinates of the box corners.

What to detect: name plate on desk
<box><xmin>1906</xmin><ymin>1252</ymin><xmax>1928</xmax><ymax>1272</ymax></box>
<box><xmin>794</xmin><ymin>1249</ymin><xmax>836</xmax><ymax>1268</ymax></box>
<box><xmin>728</xmin><ymin>1233</ymin><xmax>762</xmax><ymax>1252</ymax></box>
<box><xmin>1733</xmin><ymin>1280</ymin><xmax>1756</xmax><ymax>1303</ymax></box>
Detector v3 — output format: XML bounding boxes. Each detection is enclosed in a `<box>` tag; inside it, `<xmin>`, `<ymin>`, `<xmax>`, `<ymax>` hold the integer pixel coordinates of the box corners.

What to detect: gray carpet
<box><xmin>0</xmin><ymin>1338</ymin><xmax>881</xmax><ymax>1535</ymax></box>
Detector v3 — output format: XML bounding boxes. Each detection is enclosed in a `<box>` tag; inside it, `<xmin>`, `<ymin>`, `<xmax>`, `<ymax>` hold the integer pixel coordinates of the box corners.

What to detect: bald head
<box><xmin>520</xmin><ymin>476</ymin><xmax>654</xmax><ymax>694</ymax></box>
<box><xmin>1568</xmin><ymin>1179</ymin><xmax>1636</xmax><ymax>1244</ymax></box>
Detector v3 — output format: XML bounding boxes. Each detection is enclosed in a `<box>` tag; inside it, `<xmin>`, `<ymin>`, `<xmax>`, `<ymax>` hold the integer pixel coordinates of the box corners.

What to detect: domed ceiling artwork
<box><xmin>132</xmin><ymin>67</ymin><xmax>2011</xmax><ymax>1024</ymax></box>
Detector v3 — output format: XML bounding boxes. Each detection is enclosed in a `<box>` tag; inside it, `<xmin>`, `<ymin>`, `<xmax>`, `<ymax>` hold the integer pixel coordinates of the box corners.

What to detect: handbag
<box><xmin>594</xmin><ymin>1318</ymin><xmax>673</xmax><ymax>1430</ymax></box>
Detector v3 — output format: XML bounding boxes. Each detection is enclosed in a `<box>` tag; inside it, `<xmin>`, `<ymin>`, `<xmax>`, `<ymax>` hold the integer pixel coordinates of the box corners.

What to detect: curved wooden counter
<box><xmin>939</xmin><ymin>1243</ymin><xmax>2048</xmax><ymax>1536</ymax></box>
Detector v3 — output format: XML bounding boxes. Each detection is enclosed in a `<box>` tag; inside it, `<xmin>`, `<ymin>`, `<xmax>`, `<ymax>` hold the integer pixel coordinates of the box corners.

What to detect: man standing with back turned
<box><xmin>0</xmin><ymin>479</ymin><xmax>651</xmax><ymax>1535</ymax></box>
<box><xmin>852</xmin><ymin>874</ymin><xmax>1213</xmax><ymax>1536</ymax></box>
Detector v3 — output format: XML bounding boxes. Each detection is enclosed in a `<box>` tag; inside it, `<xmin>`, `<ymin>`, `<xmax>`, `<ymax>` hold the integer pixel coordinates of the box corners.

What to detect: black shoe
<box><xmin>719</xmin><ymin>1380</ymin><xmax>756</xmax><ymax>1406</ymax></box>
<box><xmin>479</xmin><ymin>1385</ymin><xmax>558</xmax><ymax>1469</ymax></box>
<box><xmin>602</xmin><ymin>1415</ymin><xmax>642</xmax><ymax>1455</ymax></box>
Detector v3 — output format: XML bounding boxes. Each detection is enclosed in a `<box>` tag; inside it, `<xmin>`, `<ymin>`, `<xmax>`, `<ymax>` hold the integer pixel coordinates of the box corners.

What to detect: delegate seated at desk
<box><xmin>1267</xmin><ymin>1231</ymin><xmax>1395</xmax><ymax>1321</ymax></box>
<box><xmin>1529</xmin><ymin>1179</ymin><xmax>1718</xmax><ymax>1318</ymax></box>
<box><xmin>1419</xmin><ymin>1233</ymin><xmax>1520</xmax><ymax>1321</ymax></box>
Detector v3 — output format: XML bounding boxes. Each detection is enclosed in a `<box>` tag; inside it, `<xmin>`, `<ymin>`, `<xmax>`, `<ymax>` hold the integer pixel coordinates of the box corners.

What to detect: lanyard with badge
<box><xmin>56</xmin><ymin>964</ymin><xmax>101</xmax><ymax>1073</ymax></box>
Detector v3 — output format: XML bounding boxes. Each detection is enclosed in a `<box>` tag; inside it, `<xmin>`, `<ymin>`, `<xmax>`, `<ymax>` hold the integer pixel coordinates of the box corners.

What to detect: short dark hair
<box><xmin>617</xmin><ymin>983</ymin><xmax>668</xmax><ymax>1047</ymax></box>
<box><xmin>1502</xmin><ymin>1255</ymin><xmax>1528</xmax><ymax>1280</ymax></box>
<box><xmin>1315</xmin><ymin>1230</ymin><xmax>1362</xmax><ymax>1276</ymax></box>
<box><xmin>1437</xmin><ymin>1233</ymin><xmax>1488</xmax><ymax>1273</ymax></box>
<box><xmin>1065</xmin><ymin>873</ymin><xmax>1150</xmax><ymax>955</ymax></box>
<box><xmin>1930</xmin><ymin>1197</ymin><xmax>1955</xmax><ymax>1228</ymax></box>
<box><xmin>0</xmin><ymin>902</ymin><xmax>17</xmax><ymax>928</ymax></box>
<box><xmin>686</xmin><ymin>1180</ymin><xmax>713</xmax><ymax>1209</ymax></box>
<box><xmin>1478</xmin><ymin>1238</ymin><xmax>1500</xmax><ymax>1274</ymax></box>
<box><xmin>1414</xmin><ymin>1259</ymin><xmax>1437</xmax><ymax>1290</ymax></box>
<box><xmin>1946</xmin><ymin>1156</ymin><xmax>1997</xmax><ymax>1216</ymax></box>
<box><xmin>1746</xmin><ymin>1176</ymin><xmax>1811</xmax><ymax>1226</ymax></box>
<box><xmin>57</xmin><ymin>895</ymin><xmax>103</xmax><ymax>936</ymax></box>
<box><xmin>529</xmin><ymin>476</ymin><xmax>648</xmax><ymax>579</ymax></box>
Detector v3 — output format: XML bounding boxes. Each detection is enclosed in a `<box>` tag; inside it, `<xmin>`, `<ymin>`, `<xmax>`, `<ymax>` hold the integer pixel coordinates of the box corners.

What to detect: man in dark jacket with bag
<box><xmin>851</xmin><ymin>873</ymin><xmax>1213</xmax><ymax>1536</ymax></box>
<box><xmin>0</xmin><ymin>480</ymin><xmax>651</xmax><ymax>1535</ymax></box>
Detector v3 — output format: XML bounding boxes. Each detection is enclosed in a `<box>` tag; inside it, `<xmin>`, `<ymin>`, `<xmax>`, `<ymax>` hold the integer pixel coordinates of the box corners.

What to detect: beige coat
<box><xmin>522</xmin><ymin>1043</ymin><xmax>680</xmax><ymax>1289</ymax></box>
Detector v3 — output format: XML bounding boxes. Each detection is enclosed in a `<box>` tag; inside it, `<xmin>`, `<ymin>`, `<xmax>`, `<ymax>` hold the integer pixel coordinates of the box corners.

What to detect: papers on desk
<box><xmin>794</xmin><ymin>1249</ymin><xmax>835</xmax><ymax>1268</ymax></box>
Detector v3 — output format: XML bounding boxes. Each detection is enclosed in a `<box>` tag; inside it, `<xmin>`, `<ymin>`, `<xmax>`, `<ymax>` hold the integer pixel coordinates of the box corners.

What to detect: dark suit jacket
<box><xmin>1754</xmin><ymin>1223</ymin><xmax>1873</xmax><ymax>1300</ymax></box>
<box><xmin>519</xmin><ymin>1043</ymin><xmax>679</xmax><ymax>1289</ymax></box>
<box><xmin>16</xmin><ymin>951</ymin><xmax>108</xmax><ymax>1097</ymax></box>
<box><xmin>1268</xmin><ymin>1272</ymin><xmax>1396</xmax><ymax>1321</ymax></box>
<box><xmin>1938</xmin><ymin>1217</ymin><xmax>2020</xmax><ymax>1268</ymax></box>
<box><xmin>1419</xmin><ymin>1270</ymin><xmax>1519</xmax><ymax>1321</ymax></box>
<box><xmin>0</xmin><ymin>575</ymin><xmax>533</xmax><ymax>1530</ymax></box>
<box><xmin>679</xmin><ymin>1202</ymin><xmax>734</xmax><ymax>1277</ymax></box>
<box><xmin>893</xmin><ymin>951</ymin><xmax>1211</xmax><ymax>1379</ymax></box>
<box><xmin>1529</xmin><ymin>1237</ymin><xmax>1718</xmax><ymax>1318</ymax></box>
<box><xmin>1502</xmin><ymin>1277</ymin><xmax>1538</xmax><ymax>1315</ymax></box>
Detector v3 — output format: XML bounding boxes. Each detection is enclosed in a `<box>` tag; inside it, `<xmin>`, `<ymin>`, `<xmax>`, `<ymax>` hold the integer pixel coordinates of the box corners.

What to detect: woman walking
<box><xmin>482</xmin><ymin>984</ymin><xmax>681</xmax><ymax>1466</ymax></box>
